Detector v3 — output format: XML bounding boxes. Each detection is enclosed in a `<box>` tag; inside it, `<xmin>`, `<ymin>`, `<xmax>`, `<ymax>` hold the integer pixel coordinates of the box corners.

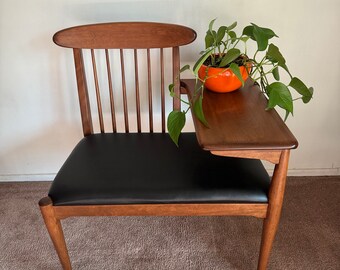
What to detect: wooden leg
<box><xmin>39</xmin><ymin>197</ymin><xmax>72</xmax><ymax>270</ymax></box>
<box><xmin>258</xmin><ymin>150</ymin><xmax>290</xmax><ymax>270</ymax></box>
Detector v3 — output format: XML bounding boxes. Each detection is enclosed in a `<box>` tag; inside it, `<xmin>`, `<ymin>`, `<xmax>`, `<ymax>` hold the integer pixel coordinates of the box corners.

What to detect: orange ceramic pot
<box><xmin>198</xmin><ymin>64</ymin><xmax>250</xmax><ymax>93</ymax></box>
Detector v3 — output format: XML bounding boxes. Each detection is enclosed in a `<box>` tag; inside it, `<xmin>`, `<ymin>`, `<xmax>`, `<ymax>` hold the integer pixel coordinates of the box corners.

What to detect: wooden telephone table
<box><xmin>182</xmin><ymin>78</ymin><xmax>298</xmax><ymax>270</ymax></box>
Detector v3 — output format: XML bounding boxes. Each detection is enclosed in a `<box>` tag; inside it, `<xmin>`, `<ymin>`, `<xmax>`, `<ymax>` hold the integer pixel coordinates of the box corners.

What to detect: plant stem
<box><xmin>232</xmin><ymin>37</ymin><xmax>241</xmax><ymax>48</ymax></box>
<box><xmin>253</xmin><ymin>65</ymin><xmax>278</xmax><ymax>81</ymax></box>
<box><xmin>172</xmin><ymin>93</ymin><xmax>191</xmax><ymax>106</ymax></box>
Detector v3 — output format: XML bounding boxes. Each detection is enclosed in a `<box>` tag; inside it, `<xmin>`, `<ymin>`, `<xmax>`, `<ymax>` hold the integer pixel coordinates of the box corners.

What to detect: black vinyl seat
<box><xmin>49</xmin><ymin>133</ymin><xmax>270</xmax><ymax>206</ymax></box>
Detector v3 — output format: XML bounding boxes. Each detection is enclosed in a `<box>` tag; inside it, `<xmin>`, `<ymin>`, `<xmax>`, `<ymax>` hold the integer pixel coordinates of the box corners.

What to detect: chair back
<box><xmin>53</xmin><ymin>22</ymin><xmax>196</xmax><ymax>135</ymax></box>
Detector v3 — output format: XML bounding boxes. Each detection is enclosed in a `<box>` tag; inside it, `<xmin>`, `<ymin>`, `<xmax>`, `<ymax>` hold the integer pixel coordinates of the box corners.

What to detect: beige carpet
<box><xmin>0</xmin><ymin>176</ymin><xmax>339</xmax><ymax>270</ymax></box>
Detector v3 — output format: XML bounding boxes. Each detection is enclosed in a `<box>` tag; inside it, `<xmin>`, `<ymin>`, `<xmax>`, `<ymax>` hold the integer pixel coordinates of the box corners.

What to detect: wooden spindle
<box><xmin>172</xmin><ymin>47</ymin><xmax>180</xmax><ymax>111</ymax></box>
<box><xmin>91</xmin><ymin>49</ymin><xmax>105</xmax><ymax>133</ymax></box>
<box><xmin>105</xmin><ymin>49</ymin><xmax>117</xmax><ymax>133</ymax></box>
<box><xmin>120</xmin><ymin>49</ymin><xmax>129</xmax><ymax>133</ymax></box>
<box><xmin>73</xmin><ymin>49</ymin><xmax>93</xmax><ymax>136</ymax></box>
<box><xmin>134</xmin><ymin>49</ymin><xmax>141</xmax><ymax>133</ymax></box>
<box><xmin>160</xmin><ymin>48</ymin><xmax>165</xmax><ymax>133</ymax></box>
<box><xmin>147</xmin><ymin>49</ymin><xmax>153</xmax><ymax>132</ymax></box>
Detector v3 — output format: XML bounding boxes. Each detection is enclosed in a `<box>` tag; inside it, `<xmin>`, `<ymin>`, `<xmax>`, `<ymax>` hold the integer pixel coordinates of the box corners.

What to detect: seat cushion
<box><xmin>49</xmin><ymin>133</ymin><xmax>270</xmax><ymax>206</ymax></box>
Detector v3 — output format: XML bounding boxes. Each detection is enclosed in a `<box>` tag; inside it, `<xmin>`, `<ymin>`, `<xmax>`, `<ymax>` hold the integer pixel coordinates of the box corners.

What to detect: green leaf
<box><xmin>227</xmin><ymin>21</ymin><xmax>237</xmax><ymax>31</ymax></box>
<box><xmin>289</xmin><ymin>77</ymin><xmax>313</xmax><ymax>98</ymax></box>
<box><xmin>228</xmin><ymin>31</ymin><xmax>237</xmax><ymax>43</ymax></box>
<box><xmin>266</xmin><ymin>44</ymin><xmax>285</xmax><ymax>65</ymax></box>
<box><xmin>229</xmin><ymin>63</ymin><xmax>244</xmax><ymax>87</ymax></box>
<box><xmin>219</xmin><ymin>48</ymin><xmax>241</xmax><ymax>67</ymax></box>
<box><xmin>180</xmin><ymin>64</ymin><xmax>190</xmax><ymax>73</ymax></box>
<box><xmin>266</xmin><ymin>82</ymin><xmax>293</xmax><ymax>114</ymax></box>
<box><xmin>167</xmin><ymin>110</ymin><xmax>186</xmax><ymax>146</ymax></box>
<box><xmin>251</xmin><ymin>23</ymin><xmax>278</xmax><ymax>38</ymax></box>
<box><xmin>272</xmin><ymin>66</ymin><xmax>280</xmax><ymax>81</ymax></box>
<box><xmin>266</xmin><ymin>44</ymin><xmax>291</xmax><ymax>77</ymax></box>
<box><xmin>168</xmin><ymin>83</ymin><xmax>175</xmax><ymax>97</ymax></box>
<box><xmin>207</xmin><ymin>19</ymin><xmax>217</xmax><ymax>44</ymax></box>
<box><xmin>283</xmin><ymin>110</ymin><xmax>290</xmax><ymax>121</ymax></box>
<box><xmin>252</xmin><ymin>24</ymin><xmax>269</xmax><ymax>51</ymax></box>
<box><xmin>208</xmin><ymin>18</ymin><xmax>217</xmax><ymax>34</ymax></box>
<box><xmin>242</xmin><ymin>25</ymin><xmax>255</xmax><ymax>40</ymax></box>
<box><xmin>193</xmin><ymin>96</ymin><xmax>209</xmax><ymax>127</ymax></box>
<box><xmin>211</xmin><ymin>30</ymin><xmax>217</xmax><ymax>39</ymax></box>
<box><xmin>243</xmin><ymin>23</ymin><xmax>277</xmax><ymax>45</ymax></box>
<box><xmin>205</xmin><ymin>31</ymin><xmax>214</xmax><ymax>49</ymax></box>
<box><xmin>282</xmin><ymin>63</ymin><xmax>292</xmax><ymax>78</ymax></box>
<box><xmin>193</xmin><ymin>48</ymin><xmax>213</xmax><ymax>76</ymax></box>
<box><xmin>289</xmin><ymin>78</ymin><xmax>314</xmax><ymax>104</ymax></box>
<box><xmin>302</xmin><ymin>87</ymin><xmax>314</xmax><ymax>103</ymax></box>
<box><xmin>216</xmin><ymin>26</ymin><xmax>227</xmax><ymax>44</ymax></box>
<box><xmin>251</xmin><ymin>23</ymin><xmax>278</xmax><ymax>51</ymax></box>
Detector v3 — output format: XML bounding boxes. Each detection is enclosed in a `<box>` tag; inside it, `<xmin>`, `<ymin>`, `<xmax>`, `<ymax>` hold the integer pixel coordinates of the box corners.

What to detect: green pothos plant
<box><xmin>167</xmin><ymin>19</ymin><xmax>314</xmax><ymax>146</ymax></box>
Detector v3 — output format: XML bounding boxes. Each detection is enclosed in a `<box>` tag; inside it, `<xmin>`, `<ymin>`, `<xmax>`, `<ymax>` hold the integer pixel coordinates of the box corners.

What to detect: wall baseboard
<box><xmin>0</xmin><ymin>174</ymin><xmax>56</xmax><ymax>182</ymax></box>
<box><xmin>0</xmin><ymin>167</ymin><xmax>339</xmax><ymax>182</ymax></box>
<box><xmin>272</xmin><ymin>167</ymin><xmax>339</xmax><ymax>176</ymax></box>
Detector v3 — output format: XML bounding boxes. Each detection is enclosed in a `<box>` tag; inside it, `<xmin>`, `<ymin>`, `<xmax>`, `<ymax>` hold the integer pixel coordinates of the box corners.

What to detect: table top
<box><xmin>182</xmin><ymin>79</ymin><xmax>298</xmax><ymax>151</ymax></box>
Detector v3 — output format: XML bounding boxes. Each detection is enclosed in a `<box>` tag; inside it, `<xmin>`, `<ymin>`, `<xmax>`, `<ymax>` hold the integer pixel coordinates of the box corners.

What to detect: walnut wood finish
<box><xmin>52</xmin><ymin>203</ymin><xmax>268</xmax><ymax>220</ymax></box>
<box><xmin>41</xmin><ymin>23</ymin><xmax>198</xmax><ymax>269</ymax></box>
<box><xmin>134</xmin><ymin>49</ymin><xmax>141</xmax><ymax>133</ymax></box>
<box><xmin>39</xmin><ymin>197</ymin><xmax>72</xmax><ymax>270</ymax></box>
<box><xmin>173</xmin><ymin>47</ymin><xmax>181</xmax><ymax>111</ymax></box>
<box><xmin>90</xmin><ymin>49</ymin><xmax>105</xmax><ymax>133</ymax></box>
<box><xmin>53</xmin><ymin>22</ymin><xmax>197</xmax><ymax>49</ymax></box>
<box><xmin>41</xmin><ymin>22</ymin><xmax>296</xmax><ymax>270</ymax></box>
<box><xmin>211</xmin><ymin>150</ymin><xmax>282</xmax><ymax>164</ymax></box>
<box><xmin>147</xmin><ymin>49</ymin><xmax>153</xmax><ymax>132</ymax></box>
<box><xmin>182</xmin><ymin>79</ymin><xmax>298</xmax><ymax>151</ymax></box>
<box><xmin>160</xmin><ymin>48</ymin><xmax>166</xmax><ymax>133</ymax></box>
<box><xmin>182</xmin><ymin>78</ymin><xmax>297</xmax><ymax>269</ymax></box>
<box><xmin>258</xmin><ymin>150</ymin><xmax>290</xmax><ymax>270</ymax></box>
<box><xmin>73</xmin><ymin>49</ymin><xmax>93</xmax><ymax>136</ymax></box>
<box><xmin>120</xmin><ymin>49</ymin><xmax>129</xmax><ymax>133</ymax></box>
<box><xmin>57</xmin><ymin>23</ymin><xmax>195</xmax><ymax>134</ymax></box>
<box><xmin>39</xmin><ymin>197</ymin><xmax>267</xmax><ymax>269</ymax></box>
<box><xmin>105</xmin><ymin>49</ymin><xmax>117</xmax><ymax>132</ymax></box>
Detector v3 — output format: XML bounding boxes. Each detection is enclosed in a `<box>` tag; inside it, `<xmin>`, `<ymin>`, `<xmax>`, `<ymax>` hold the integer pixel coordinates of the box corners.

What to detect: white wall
<box><xmin>1</xmin><ymin>0</ymin><xmax>339</xmax><ymax>181</ymax></box>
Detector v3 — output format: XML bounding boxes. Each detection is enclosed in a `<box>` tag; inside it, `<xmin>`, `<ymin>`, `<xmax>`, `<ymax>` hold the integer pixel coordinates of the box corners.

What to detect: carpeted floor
<box><xmin>0</xmin><ymin>176</ymin><xmax>339</xmax><ymax>270</ymax></box>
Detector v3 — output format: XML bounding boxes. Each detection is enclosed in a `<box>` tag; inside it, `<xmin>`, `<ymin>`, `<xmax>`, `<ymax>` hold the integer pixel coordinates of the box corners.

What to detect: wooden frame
<box><xmin>39</xmin><ymin>149</ymin><xmax>290</xmax><ymax>270</ymax></box>
<box><xmin>182</xmin><ymin>78</ymin><xmax>296</xmax><ymax>270</ymax></box>
<box><xmin>40</xmin><ymin>22</ymin><xmax>296</xmax><ymax>270</ymax></box>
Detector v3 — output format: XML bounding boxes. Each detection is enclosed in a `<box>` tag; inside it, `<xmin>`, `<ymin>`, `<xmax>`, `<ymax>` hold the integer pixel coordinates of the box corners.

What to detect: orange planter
<box><xmin>198</xmin><ymin>64</ymin><xmax>250</xmax><ymax>93</ymax></box>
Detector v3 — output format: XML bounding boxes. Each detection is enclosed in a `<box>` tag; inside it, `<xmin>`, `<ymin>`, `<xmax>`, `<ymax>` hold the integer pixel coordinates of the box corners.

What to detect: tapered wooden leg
<box><xmin>39</xmin><ymin>197</ymin><xmax>72</xmax><ymax>270</ymax></box>
<box><xmin>258</xmin><ymin>150</ymin><xmax>290</xmax><ymax>270</ymax></box>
